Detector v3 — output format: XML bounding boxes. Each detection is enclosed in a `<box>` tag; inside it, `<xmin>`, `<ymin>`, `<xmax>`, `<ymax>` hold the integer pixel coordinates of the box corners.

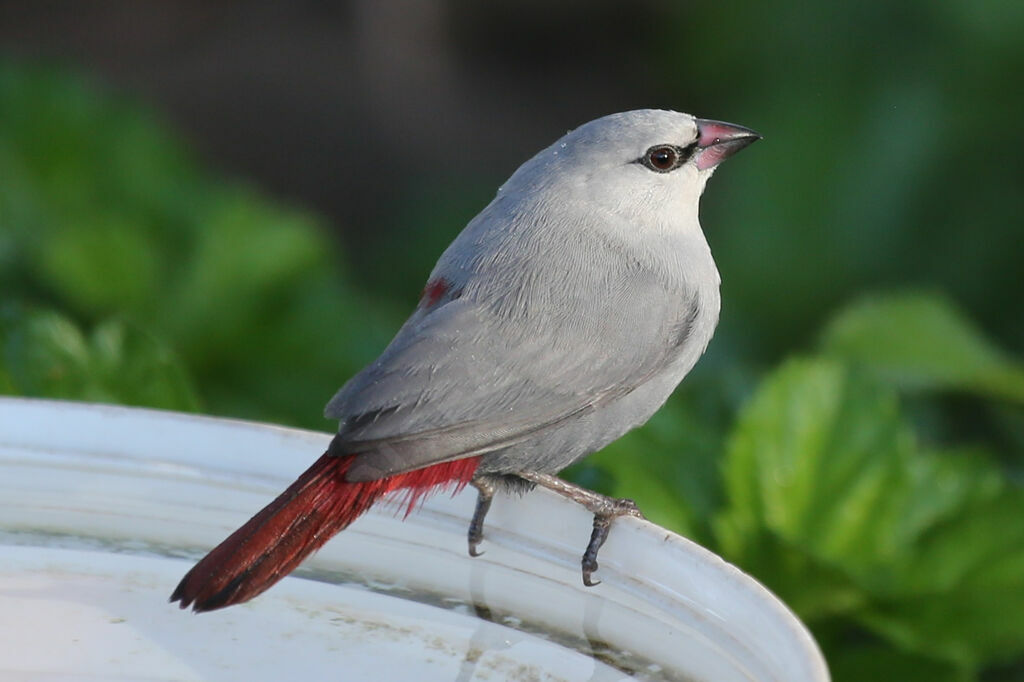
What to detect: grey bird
<box><xmin>171</xmin><ymin>109</ymin><xmax>760</xmax><ymax>612</ymax></box>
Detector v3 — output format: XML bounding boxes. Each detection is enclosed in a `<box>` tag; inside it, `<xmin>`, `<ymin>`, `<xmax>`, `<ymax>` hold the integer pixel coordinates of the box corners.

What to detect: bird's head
<box><xmin>503</xmin><ymin>109</ymin><xmax>760</xmax><ymax>234</ymax></box>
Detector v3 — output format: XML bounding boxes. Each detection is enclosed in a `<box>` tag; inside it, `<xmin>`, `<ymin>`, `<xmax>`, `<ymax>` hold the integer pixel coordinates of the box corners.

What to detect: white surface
<box><xmin>1</xmin><ymin>547</ymin><xmax>626</xmax><ymax>681</ymax></box>
<box><xmin>0</xmin><ymin>397</ymin><xmax>830</xmax><ymax>681</ymax></box>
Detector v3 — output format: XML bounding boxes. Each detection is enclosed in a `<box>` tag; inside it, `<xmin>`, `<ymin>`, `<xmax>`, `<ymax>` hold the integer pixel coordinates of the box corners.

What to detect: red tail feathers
<box><xmin>171</xmin><ymin>453</ymin><xmax>480</xmax><ymax>612</ymax></box>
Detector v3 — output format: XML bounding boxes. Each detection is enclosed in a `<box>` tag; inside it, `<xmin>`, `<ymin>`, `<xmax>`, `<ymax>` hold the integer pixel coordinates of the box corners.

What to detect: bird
<box><xmin>171</xmin><ymin>109</ymin><xmax>760</xmax><ymax>612</ymax></box>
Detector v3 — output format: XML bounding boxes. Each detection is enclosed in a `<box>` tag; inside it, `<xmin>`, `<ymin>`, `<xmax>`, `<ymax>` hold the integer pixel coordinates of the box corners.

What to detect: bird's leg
<box><xmin>518</xmin><ymin>471</ymin><xmax>644</xmax><ymax>586</ymax></box>
<box><xmin>467</xmin><ymin>475</ymin><xmax>497</xmax><ymax>557</ymax></box>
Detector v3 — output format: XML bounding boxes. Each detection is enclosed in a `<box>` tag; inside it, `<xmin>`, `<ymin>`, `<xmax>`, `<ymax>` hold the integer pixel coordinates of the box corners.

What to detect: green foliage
<box><xmin>0</xmin><ymin>61</ymin><xmax>397</xmax><ymax>426</ymax></box>
<box><xmin>716</xmin><ymin>358</ymin><xmax>1024</xmax><ymax>673</ymax></box>
<box><xmin>1</xmin><ymin>307</ymin><xmax>199</xmax><ymax>411</ymax></box>
<box><xmin>2</xmin><ymin>63</ymin><xmax>1023</xmax><ymax>681</ymax></box>
<box><xmin>820</xmin><ymin>293</ymin><xmax>1024</xmax><ymax>403</ymax></box>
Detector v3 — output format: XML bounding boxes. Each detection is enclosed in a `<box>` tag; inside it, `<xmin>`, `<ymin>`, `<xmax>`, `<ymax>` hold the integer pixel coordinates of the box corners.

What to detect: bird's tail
<box><xmin>171</xmin><ymin>452</ymin><xmax>480</xmax><ymax>612</ymax></box>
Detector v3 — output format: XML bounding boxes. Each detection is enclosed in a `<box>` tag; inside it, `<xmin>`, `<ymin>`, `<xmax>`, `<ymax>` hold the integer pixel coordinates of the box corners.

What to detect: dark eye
<box><xmin>642</xmin><ymin>145</ymin><xmax>682</xmax><ymax>172</ymax></box>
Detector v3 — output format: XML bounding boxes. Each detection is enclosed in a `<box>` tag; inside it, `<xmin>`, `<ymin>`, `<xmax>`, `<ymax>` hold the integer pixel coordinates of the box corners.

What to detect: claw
<box><xmin>581</xmin><ymin>514</ymin><xmax>612</xmax><ymax>586</ymax></box>
<box><xmin>467</xmin><ymin>477</ymin><xmax>495</xmax><ymax>558</ymax></box>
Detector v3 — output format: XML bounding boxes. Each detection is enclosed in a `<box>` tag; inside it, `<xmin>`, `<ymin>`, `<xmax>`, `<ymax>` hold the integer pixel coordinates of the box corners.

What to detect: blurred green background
<box><xmin>2</xmin><ymin>2</ymin><xmax>1023</xmax><ymax>680</ymax></box>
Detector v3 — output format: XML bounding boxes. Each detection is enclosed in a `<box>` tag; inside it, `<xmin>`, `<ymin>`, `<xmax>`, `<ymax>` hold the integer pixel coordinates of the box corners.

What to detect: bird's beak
<box><xmin>694</xmin><ymin>119</ymin><xmax>761</xmax><ymax>170</ymax></box>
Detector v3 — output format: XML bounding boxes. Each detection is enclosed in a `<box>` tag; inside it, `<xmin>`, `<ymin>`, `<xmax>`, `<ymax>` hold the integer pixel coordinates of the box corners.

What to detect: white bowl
<box><xmin>0</xmin><ymin>397</ymin><xmax>829</xmax><ymax>681</ymax></box>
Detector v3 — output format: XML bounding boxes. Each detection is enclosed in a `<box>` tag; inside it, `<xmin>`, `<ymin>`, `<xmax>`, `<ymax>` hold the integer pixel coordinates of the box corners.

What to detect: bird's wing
<box><xmin>326</xmin><ymin>238</ymin><xmax>701</xmax><ymax>480</ymax></box>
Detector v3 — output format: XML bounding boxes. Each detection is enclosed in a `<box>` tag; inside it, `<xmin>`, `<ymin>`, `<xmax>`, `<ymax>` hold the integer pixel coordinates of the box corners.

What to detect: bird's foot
<box><xmin>581</xmin><ymin>497</ymin><xmax>643</xmax><ymax>586</ymax></box>
<box><xmin>467</xmin><ymin>476</ymin><xmax>496</xmax><ymax>557</ymax></box>
<box><xmin>517</xmin><ymin>471</ymin><xmax>644</xmax><ymax>587</ymax></box>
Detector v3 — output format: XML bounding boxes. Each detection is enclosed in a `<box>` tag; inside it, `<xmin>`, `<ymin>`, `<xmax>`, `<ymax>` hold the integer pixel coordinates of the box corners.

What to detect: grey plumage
<box><xmin>326</xmin><ymin>110</ymin><xmax>747</xmax><ymax>482</ymax></box>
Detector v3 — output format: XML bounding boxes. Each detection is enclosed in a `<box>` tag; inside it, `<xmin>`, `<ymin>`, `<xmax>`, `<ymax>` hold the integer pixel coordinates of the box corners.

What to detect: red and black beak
<box><xmin>694</xmin><ymin>119</ymin><xmax>761</xmax><ymax>170</ymax></box>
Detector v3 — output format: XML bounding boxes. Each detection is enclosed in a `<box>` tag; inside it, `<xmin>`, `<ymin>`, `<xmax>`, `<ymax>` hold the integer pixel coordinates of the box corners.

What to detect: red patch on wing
<box><xmin>421</xmin><ymin>278</ymin><xmax>453</xmax><ymax>308</ymax></box>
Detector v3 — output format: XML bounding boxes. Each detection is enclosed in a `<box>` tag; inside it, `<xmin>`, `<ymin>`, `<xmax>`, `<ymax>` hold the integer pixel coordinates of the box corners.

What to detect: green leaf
<box><xmin>715</xmin><ymin>358</ymin><xmax>1024</xmax><ymax>670</ymax></box>
<box><xmin>820</xmin><ymin>292</ymin><xmax>1024</xmax><ymax>403</ymax></box>
<box><xmin>857</xmin><ymin>488</ymin><xmax>1024</xmax><ymax>668</ymax></box>
<box><xmin>38</xmin><ymin>215</ymin><xmax>162</xmax><ymax>314</ymax></box>
<box><xmin>1</xmin><ymin>308</ymin><xmax>199</xmax><ymax>411</ymax></box>
<box><xmin>88</xmin><ymin>318</ymin><xmax>201</xmax><ymax>411</ymax></box>
<box><xmin>158</xmin><ymin>189</ymin><xmax>331</xmax><ymax>365</ymax></box>
<box><xmin>3</xmin><ymin>308</ymin><xmax>94</xmax><ymax>400</ymax></box>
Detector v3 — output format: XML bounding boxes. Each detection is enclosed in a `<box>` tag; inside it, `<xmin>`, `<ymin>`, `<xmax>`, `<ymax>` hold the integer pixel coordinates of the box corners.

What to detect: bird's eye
<box><xmin>642</xmin><ymin>145</ymin><xmax>682</xmax><ymax>172</ymax></box>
